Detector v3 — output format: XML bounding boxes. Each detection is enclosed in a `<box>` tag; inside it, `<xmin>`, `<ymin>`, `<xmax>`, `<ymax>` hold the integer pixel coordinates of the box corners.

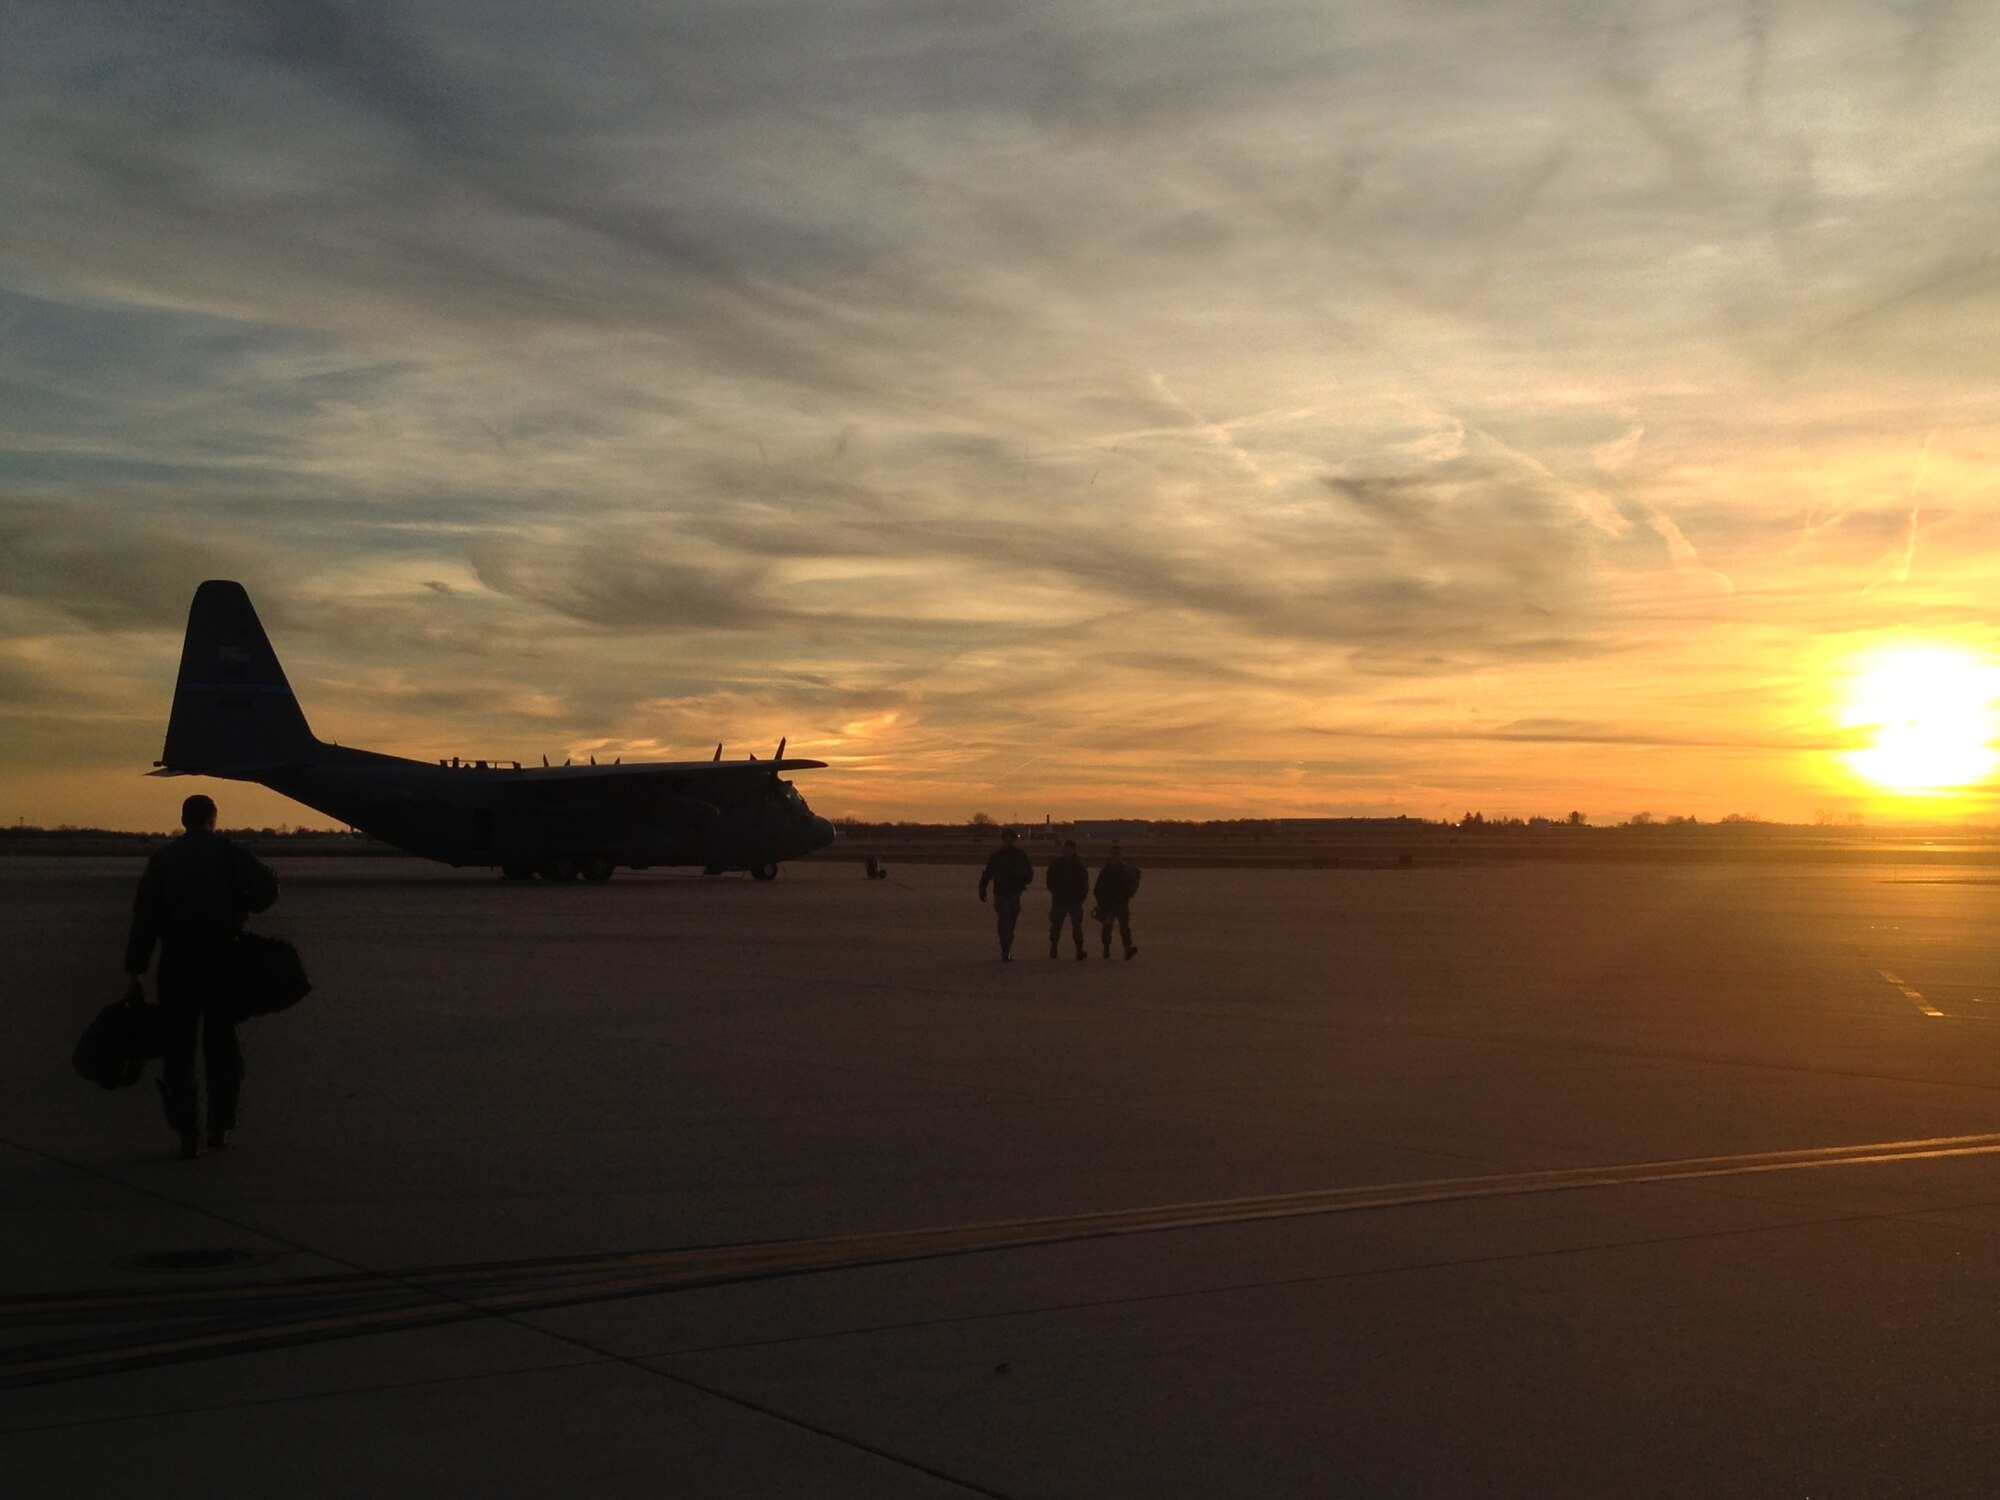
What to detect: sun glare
<box><xmin>1840</xmin><ymin>644</ymin><xmax>2000</xmax><ymax>795</ymax></box>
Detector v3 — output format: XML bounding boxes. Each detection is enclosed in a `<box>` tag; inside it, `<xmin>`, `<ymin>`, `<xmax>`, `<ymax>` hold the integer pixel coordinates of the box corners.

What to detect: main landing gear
<box><xmin>503</xmin><ymin>859</ymin><xmax>778</xmax><ymax>882</ymax></box>
<box><xmin>500</xmin><ymin>854</ymin><xmax>617</xmax><ymax>883</ymax></box>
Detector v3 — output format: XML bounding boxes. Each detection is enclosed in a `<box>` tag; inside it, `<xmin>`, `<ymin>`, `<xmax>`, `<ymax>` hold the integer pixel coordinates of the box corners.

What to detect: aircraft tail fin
<box><xmin>160</xmin><ymin>580</ymin><xmax>320</xmax><ymax>773</ymax></box>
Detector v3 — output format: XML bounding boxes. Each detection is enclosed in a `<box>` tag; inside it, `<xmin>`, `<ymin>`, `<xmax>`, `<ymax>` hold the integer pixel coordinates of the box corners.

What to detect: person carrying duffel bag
<box><xmin>122</xmin><ymin>794</ymin><xmax>284</xmax><ymax>1159</ymax></box>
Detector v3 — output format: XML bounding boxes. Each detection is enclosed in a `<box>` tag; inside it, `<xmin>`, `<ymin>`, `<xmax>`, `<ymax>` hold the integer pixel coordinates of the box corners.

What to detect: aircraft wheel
<box><xmin>750</xmin><ymin>862</ymin><xmax>779</xmax><ymax>882</ymax></box>
<box><xmin>580</xmin><ymin>854</ymin><xmax>615</xmax><ymax>883</ymax></box>
<box><xmin>539</xmin><ymin>856</ymin><xmax>579</xmax><ymax>882</ymax></box>
<box><xmin>500</xmin><ymin>862</ymin><xmax>535</xmax><ymax>882</ymax></box>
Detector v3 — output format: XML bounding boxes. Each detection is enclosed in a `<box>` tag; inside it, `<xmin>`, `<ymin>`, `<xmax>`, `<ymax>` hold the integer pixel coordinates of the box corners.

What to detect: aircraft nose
<box><xmin>809</xmin><ymin>816</ymin><xmax>836</xmax><ymax>850</ymax></box>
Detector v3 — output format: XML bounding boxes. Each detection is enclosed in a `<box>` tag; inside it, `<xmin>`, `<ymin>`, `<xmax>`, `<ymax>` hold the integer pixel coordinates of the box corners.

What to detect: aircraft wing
<box><xmin>501</xmin><ymin>757</ymin><xmax>825</xmax><ymax>781</ymax></box>
<box><xmin>487</xmin><ymin>757</ymin><xmax>828</xmax><ymax>803</ymax></box>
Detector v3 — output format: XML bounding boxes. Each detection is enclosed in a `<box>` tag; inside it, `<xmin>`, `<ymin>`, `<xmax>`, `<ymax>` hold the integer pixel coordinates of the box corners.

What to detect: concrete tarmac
<box><xmin>8</xmin><ymin>854</ymin><xmax>2000</xmax><ymax>1496</ymax></box>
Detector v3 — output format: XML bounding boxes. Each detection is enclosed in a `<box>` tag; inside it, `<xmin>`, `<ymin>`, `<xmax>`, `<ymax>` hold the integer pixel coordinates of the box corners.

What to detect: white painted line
<box><xmin>1878</xmin><ymin>967</ymin><xmax>1945</xmax><ymax>1018</ymax></box>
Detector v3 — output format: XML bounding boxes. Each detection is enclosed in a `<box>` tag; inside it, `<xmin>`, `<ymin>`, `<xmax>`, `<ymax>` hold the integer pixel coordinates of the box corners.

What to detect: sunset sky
<box><xmin>6</xmin><ymin>1</ymin><xmax>2000</xmax><ymax>829</ymax></box>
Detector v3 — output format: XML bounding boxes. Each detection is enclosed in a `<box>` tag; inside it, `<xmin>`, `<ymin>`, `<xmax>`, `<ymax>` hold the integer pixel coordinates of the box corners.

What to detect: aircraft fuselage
<box><xmin>224</xmin><ymin>749</ymin><xmax>835</xmax><ymax>874</ymax></box>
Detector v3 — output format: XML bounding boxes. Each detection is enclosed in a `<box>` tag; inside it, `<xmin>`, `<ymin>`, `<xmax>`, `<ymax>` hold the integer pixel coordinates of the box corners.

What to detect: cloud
<box><xmin>468</xmin><ymin>533</ymin><xmax>777</xmax><ymax>631</ymax></box>
<box><xmin>6</xmin><ymin>1</ymin><xmax>2000</xmax><ymax>821</ymax></box>
<box><xmin>0</xmin><ymin>500</ymin><xmax>282</xmax><ymax>629</ymax></box>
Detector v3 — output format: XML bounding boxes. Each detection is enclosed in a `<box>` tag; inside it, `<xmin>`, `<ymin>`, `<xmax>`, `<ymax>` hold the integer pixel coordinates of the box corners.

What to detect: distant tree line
<box><xmin>1455</xmin><ymin>811</ymin><xmax>1590</xmax><ymax>829</ymax></box>
<box><xmin>827</xmin><ymin>810</ymin><xmax>1853</xmax><ymax>840</ymax></box>
<box><xmin>1455</xmin><ymin>810</ymin><xmax>1782</xmax><ymax>831</ymax></box>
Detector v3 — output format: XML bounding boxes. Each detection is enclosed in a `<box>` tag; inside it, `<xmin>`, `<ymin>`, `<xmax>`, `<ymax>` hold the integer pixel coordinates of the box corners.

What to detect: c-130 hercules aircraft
<box><xmin>153</xmin><ymin>580</ymin><xmax>837</xmax><ymax>882</ymax></box>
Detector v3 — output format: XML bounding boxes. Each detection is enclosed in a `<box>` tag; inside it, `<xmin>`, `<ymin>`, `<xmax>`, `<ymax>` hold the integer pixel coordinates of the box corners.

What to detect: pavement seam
<box><xmin>15</xmin><ymin>1130</ymin><xmax>2000</xmax><ymax>1390</ymax></box>
<box><xmin>0</xmin><ymin>1144</ymin><xmax>1017</xmax><ymax>1497</ymax></box>
<box><xmin>645</xmin><ymin>1193</ymin><xmax>2000</xmax><ymax>1361</ymax></box>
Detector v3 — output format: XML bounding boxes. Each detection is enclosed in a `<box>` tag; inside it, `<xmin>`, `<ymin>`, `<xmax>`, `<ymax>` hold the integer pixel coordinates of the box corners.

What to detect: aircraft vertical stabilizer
<box><xmin>160</xmin><ymin>580</ymin><xmax>319</xmax><ymax>772</ymax></box>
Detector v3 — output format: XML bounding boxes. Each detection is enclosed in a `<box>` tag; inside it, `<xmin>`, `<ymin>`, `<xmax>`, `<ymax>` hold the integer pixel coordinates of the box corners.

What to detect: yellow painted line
<box><xmin>1878</xmin><ymin>967</ymin><xmax>1946</xmax><ymax>1017</ymax></box>
<box><xmin>15</xmin><ymin>1131</ymin><xmax>2000</xmax><ymax>1385</ymax></box>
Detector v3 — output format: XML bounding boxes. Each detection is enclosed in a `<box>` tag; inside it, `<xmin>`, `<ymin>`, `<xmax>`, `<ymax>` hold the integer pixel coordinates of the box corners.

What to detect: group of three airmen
<box><xmin>978</xmin><ymin>828</ymin><xmax>1141</xmax><ymax>963</ymax></box>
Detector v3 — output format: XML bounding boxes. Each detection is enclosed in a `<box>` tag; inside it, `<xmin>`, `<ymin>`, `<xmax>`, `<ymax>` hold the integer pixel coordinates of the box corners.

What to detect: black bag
<box><xmin>223</xmin><ymin>932</ymin><xmax>312</xmax><ymax>1021</ymax></box>
<box><xmin>73</xmin><ymin>993</ymin><xmax>167</xmax><ymax>1089</ymax></box>
<box><xmin>230</xmin><ymin>844</ymin><xmax>280</xmax><ymax>914</ymax></box>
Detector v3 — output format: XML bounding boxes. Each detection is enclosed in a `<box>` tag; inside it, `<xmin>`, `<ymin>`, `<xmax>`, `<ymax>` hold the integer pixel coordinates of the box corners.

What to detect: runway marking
<box><xmin>12</xmin><ymin>1130</ymin><xmax>2000</xmax><ymax>1388</ymax></box>
<box><xmin>1877</xmin><ymin>968</ymin><xmax>1946</xmax><ymax>1017</ymax></box>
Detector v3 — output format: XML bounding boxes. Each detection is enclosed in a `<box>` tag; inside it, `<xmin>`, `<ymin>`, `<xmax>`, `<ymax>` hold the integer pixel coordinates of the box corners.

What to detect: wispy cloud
<box><xmin>5</xmin><ymin>0</ymin><xmax>2000</xmax><ymax>823</ymax></box>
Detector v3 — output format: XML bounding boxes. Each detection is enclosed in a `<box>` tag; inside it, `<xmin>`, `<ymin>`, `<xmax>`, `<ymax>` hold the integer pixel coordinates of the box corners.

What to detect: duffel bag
<box><xmin>225</xmin><ymin>932</ymin><xmax>313</xmax><ymax>1021</ymax></box>
<box><xmin>73</xmin><ymin>992</ymin><xmax>166</xmax><ymax>1089</ymax></box>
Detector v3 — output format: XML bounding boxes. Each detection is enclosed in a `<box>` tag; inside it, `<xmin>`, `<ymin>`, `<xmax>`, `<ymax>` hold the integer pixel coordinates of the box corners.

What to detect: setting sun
<box><xmin>1841</xmin><ymin>645</ymin><xmax>2000</xmax><ymax>795</ymax></box>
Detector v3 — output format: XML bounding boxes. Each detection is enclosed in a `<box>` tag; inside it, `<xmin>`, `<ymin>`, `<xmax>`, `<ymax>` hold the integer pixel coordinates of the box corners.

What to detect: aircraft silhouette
<box><xmin>152</xmin><ymin>581</ymin><xmax>836</xmax><ymax>881</ymax></box>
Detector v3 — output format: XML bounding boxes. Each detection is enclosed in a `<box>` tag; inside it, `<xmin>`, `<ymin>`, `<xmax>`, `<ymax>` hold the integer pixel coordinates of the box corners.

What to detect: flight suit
<box><xmin>1045</xmin><ymin>851</ymin><xmax>1091</xmax><ymax>958</ymax></box>
<box><xmin>978</xmin><ymin>842</ymin><xmax>1035</xmax><ymax>960</ymax></box>
<box><xmin>125</xmin><ymin>832</ymin><xmax>277</xmax><ymax>1151</ymax></box>
<box><xmin>1093</xmin><ymin>857</ymin><xmax>1141</xmax><ymax>959</ymax></box>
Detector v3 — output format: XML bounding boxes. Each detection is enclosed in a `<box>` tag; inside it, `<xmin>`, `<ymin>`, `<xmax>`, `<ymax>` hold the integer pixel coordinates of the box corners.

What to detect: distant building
<box><xmin>1068</xmin><ymin>820</ymin><xmax>1158</xmax><ymax>838</ymax></box>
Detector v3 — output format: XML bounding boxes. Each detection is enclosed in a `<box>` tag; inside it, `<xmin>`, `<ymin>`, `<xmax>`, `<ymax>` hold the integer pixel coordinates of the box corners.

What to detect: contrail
<box><xmin>987</xmin><ymin>755</ymin><xmax>1042</xmax><ymax>787</ymax></box>
<box><xmin>1893</xmin><ymin>430</ymin><xmax>1937</xmax><ymax>585</ymax></box>
<box><xmin>1866</xmin><ymin>430</ymin><xmax>1935</xmax><ymax>594</ymax></box>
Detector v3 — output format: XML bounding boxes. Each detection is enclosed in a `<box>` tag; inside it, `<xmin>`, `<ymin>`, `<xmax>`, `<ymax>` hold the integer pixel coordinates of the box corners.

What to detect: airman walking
<box><xmin>1045</xmin><ymin>839</ymin><xmax>1090</xmax><ymax>960</ymax></box>
<box><xmin>123</xmin><ymin>794</ymin><xmax>279</xmax><ymax>1158</ymax></box>
<box><xmin>977</xmin><ymin>827</ymin><xmax>1034</xmax><ymax>961</ymax></box>
<box><xmin>1092</xmin><ymin>843</ymin><xmax>1141</xmax><ymax>960</ymax></box>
